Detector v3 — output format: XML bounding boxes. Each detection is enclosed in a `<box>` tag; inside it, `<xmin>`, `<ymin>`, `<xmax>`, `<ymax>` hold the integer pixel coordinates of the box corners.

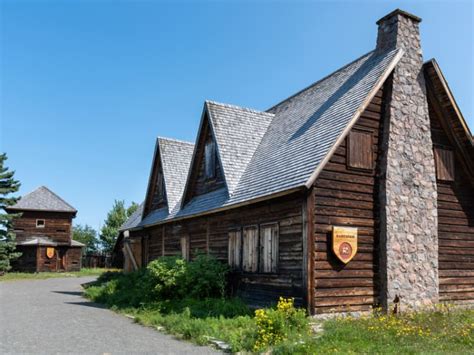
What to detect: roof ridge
<box><xmin>206</xmin><ymin>100</ymin><xmax>275</xmax><ymax>116</ymax></box>
<box><xmin>157</xmin><ymin>136</ymin><xmax>194</xmax><ymax>145</ymax></box>
<box><xmin>266</xmin><ymin>50</ymin><xmax>375</xmax><ymax>112</ymax></box>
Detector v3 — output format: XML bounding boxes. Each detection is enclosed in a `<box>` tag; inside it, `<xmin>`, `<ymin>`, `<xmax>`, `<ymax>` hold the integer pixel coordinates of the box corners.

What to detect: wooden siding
<box><xmin>183</xmin><ymin>114</ymin><xmax>225</xmax><ymax>204</ymax></box>
<box><xmin>12</xmin><ymin>211</ymin><xmax>73</xmax><ymax>244</ymax></box>
<box><xmin>311</xmin><ymin>87</ymin><xmax>385</xmax><ymax>314</ymax></box>
<box><xmin>143</xmin><ymin>193</ymin><xmax>305</xmax><ymax>308</ymax></box>
<box><xmin>429</xmin><ymin>94</ymin><xmax>474</xmax><ymax>303</ymax></box>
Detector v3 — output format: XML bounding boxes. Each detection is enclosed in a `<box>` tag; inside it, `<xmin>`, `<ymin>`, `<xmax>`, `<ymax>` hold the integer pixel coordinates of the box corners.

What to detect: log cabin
<box><xmin>123</xmin><ymin>9</ymin><xmax>473</xmax><ymax>314</ymax></box>
<box><xmin>6</xmin><ymin>186</ymin><xmax>84</xmax><ymax>272</ymax></box>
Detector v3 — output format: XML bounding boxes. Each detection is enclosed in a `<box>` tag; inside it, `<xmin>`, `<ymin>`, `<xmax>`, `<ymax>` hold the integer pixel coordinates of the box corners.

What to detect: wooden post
<box><xmin>161</xmin><ymin>226</ymin><xmax>165</xmax><ymax>257</ymax></box>
<box><xmin>206</xmin><ymin>219</ymin><xmax>210</xmax><ymax>255</ymax></box>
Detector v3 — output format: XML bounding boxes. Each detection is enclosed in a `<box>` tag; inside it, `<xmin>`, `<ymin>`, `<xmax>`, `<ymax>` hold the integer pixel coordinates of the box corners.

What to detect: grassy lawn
<box><xmin>0</xmin><ymin>268</ymin><xmax>117</xmax><ymax>282</ymax></box>
<box><xmin>83</xmin><ymin>270</ymin><xmax>474</xmax><ymax>354</ymax></box>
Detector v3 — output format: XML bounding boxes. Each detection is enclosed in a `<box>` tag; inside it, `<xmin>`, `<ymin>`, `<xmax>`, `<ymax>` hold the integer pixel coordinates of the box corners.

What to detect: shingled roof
<box><xmin>139</xmin><ymin>138</ymin><xmax>194</xmax><ymax>226</ymax></box>
<box><xmin>135</xmin><ymin>47</ymin><xmax>403</xmax><ymax>229</ymax></box>
<box><xmin>7</xmin><ymin>186</ymin><xmax>77</xmax><ymax>213</ymax></box>
<box><xmin>119</xmin><ymin>202</ymin><xmax>144</xmax><ymax>231</ymax></box>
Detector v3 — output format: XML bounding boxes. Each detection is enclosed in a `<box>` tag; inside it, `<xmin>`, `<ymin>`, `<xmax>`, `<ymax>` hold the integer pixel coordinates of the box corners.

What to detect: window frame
<box><xmin>36</xmin><ymin>219</ymin><xmax>46</xmax><ymax>228</ymax></box>
<box><xmin>347</xmin><ymin>129</ymin><xmax>374</xmax><ymax>172</ymax></box>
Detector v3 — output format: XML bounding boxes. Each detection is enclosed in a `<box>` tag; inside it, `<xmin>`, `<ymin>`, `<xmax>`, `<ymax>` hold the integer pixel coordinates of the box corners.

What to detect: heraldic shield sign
<box><xmin>46</xmin><ymin>247</ymin><xmax>55</xmax><ymax>259</ymax></box>
<box><xmin>332</xmin><ymin>226</ymin><xmax>358</xmax><ymax>264</ymax></box>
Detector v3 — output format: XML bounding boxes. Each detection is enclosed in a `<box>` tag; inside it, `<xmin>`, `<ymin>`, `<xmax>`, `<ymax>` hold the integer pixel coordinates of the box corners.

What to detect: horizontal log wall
<box><xmin>144</xmin><ymin>193</ymin><xmax>305</xmax><ymax>308</ymax></box>
<box><xmin>13</xmin><ymin>211</ymin><xmax>73</xmax><ymax>244</ymax></box>
<box><xmin>311</xmin><ymin>88</ymin><xmax>385</xmax><ymax>314</ymax></box>
<box><xmin>429</xmin><ymin>97</ymin><xmax>474</xmax><ymax>303</ymax></box>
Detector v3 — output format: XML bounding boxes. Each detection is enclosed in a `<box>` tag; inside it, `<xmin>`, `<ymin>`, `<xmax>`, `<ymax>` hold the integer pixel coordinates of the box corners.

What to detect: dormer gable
<box><xmin>142</xmin><ymin>137</ymin><xmax>194</xmax><ymax>220</ymax></box>
<box><xmin>143</xmin><ymin>140</ymin><xmax>168</xmax><ymax>217</ymax></box>
<box><xmin>182</xmin><ymin>107</ymin><xmax>226</xmax><ymax>205</ymax></box>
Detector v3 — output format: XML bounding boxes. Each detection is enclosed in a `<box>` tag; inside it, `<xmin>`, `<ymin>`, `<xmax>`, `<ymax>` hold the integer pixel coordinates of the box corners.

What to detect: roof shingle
<box><xmin>8</xmin><ymin>186</ymin><xmax>77</xmax><ymax>213</ymax></box>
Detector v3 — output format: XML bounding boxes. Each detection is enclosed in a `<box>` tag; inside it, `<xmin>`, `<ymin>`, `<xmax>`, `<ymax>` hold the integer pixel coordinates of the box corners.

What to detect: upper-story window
<box><xmin>36</xmin><ymin>219</ymin><xmax>45</xmax><ymax>228</ymax></box>
<box><xmin>156</xmin><ymin>170</ymin><xmax>165</xmax><ymax>202</ymax></box>
<box><xmin>204</xmin><ymin>140</ymin><xmax>216</xmax><ymax>179</ymax></box>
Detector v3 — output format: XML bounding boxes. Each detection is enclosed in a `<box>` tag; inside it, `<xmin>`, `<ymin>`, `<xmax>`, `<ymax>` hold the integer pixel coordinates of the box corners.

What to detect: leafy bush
<box><xmin>181</xmin><ymin>254</ymin><xmax>229</xmax><ymax>298</ymax></box>
<box><xmin>253</xmin><ymin>297</ymin><xmax>309</xmax><ymax>352</ymax></box>
<box><xmin>147</xmin><ymin>256</ymin><xmax>187</xmax><ymax>299</ymax></box>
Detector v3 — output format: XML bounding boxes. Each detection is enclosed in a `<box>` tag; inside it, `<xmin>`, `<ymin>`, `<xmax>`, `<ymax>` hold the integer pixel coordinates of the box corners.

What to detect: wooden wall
<box><xmin>143</xmin><ymin>192</ymin><xmax>305</xmax><ymax>308</ymax></box>
<box><xmin>311</xmin><ymin>87</ymin><xmax>385</xmax><ymax>314</ymax></box>
<box><xmin>12</xmin><ymin>246</ymin><xmax>37</xmax><ymax>272</ymax></box>
<box><xmin>428</xmin><ymin>96</ymin><xmax>474</xmax><ymax>303</ymax></box>
<box><xmin>36</xmin><ymin>246</ymin><xmax>82</xmax><ymax>272</ymax></box>
<box><xmin>12</xmin><ymin>211</ymin><xmax>73</xmax><ymax>244</ymax></box>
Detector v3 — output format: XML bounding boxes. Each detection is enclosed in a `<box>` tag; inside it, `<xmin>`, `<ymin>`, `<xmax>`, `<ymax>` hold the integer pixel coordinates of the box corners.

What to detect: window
<box><xmin>434</xmin><ymin>147</ymin><xmax>455</xmax><ymax>182</ymax></box>
<box><xmin>228</xmin><ymin>230</ymin><xmax>242</xmax><ymax>269</ymax></box>
<box><xmin>347</xmin><ymin>130</ymin><xmax>373</xmax><ymax>170</ymax></box>
<box><xmin>260</xmin><ymin>224</ymin><xmax>279</xmax><ymax>273</ymax></box>
<box><xmin>36</xmin><ymin>219</ymin><xmax>45</xmax><ymax>228</ymax></box>
<box><xmin>156</xmin><ymin>170</ymin><xmax>165</xmax><ymax>201</ymax></box>
<box><xmin>180</xmin><ymin>235</ymin><xmax>190</xmax><ymax>261</ymax></box>
<box><xmin>204</xmin><ymin>140</ymin><xmax>216</xmax><ymax>179</ymax></box>
<box><xmin>242</xmin><ymin>226</ymin><xmax>258</xmax><ymax>272</ymax></box>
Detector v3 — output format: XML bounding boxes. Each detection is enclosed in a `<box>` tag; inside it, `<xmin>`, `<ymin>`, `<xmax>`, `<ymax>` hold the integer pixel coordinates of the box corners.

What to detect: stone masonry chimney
<box><xmin>376</xmin><ymin>10</ymin><xmax>439</xmax><ymax>310</ymax></box>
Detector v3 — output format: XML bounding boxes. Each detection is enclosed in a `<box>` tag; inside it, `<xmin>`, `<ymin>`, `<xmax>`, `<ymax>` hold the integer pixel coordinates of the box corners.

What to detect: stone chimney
<box><xmin>376</xmin><ymin>10</ymin><xmax>439</xmax><ymax>310</ymax></box>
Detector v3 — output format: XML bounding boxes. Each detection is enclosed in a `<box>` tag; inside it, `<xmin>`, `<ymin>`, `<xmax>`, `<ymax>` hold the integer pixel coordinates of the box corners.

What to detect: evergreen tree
<box><xmin>100</xmin><ymin>200</ymin><xmax>137</xmax><ymax>252</ymax></box>
<box><xmin>0</xmin><ymin>153</ymin><xmax>22</xmax><ymax>273</ymax></box>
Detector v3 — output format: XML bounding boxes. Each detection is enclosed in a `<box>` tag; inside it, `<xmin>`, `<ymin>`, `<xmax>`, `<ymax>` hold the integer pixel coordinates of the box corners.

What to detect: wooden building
<box><xmin>122</xmin><ymin>9</ymin><xmax>473</xmax><ymax>314</ymax></box>
<box><xmin>7</xmin><ymin>186</ymin><xmax>84</xmax><ymax>272</ymax></box>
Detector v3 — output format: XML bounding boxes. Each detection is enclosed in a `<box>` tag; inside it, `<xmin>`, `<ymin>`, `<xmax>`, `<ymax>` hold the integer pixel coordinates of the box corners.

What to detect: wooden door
<box><xmin>57</xmin><ymin>248</ymin><xmax>67</xmax><ymax>271</ymax></box>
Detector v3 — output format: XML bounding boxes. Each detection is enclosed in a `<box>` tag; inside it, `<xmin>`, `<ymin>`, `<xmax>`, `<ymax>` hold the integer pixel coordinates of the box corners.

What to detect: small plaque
<box><xmin>46</xmin><ymin>247</ymin><xmax>55</xmax><ymax>259</ymax></box>
<box><xmin>332</xmin><ymin>226</ymin><xmax>358</xmax><ymax>264</ymax></box>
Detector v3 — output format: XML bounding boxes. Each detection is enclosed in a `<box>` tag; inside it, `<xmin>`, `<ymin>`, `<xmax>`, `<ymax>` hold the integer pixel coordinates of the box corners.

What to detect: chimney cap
<box><xmin>376</xmin><ymin>9</ymin><xmax>422</xmax><ymax>25</ymax></box>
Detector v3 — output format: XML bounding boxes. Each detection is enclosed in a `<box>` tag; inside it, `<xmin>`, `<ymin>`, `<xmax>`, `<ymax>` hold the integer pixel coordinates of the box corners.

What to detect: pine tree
<box><xmin>0</xmin><ymin>153</ymin><xmax>22</xmax><ymax>273</ymax></box>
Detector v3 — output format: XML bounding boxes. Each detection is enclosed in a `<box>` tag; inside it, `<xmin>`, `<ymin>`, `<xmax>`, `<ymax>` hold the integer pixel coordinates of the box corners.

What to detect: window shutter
<box><xmin>205</xmin><ymin>141</ymin><xmax>216</xmax><ymax>179</ymax></box>
<box><xmin>260</xmin><ymin>224</ymin><xmax>279</xmax><ymax>273</ymax></box>
<box><xmin>180</xmin><ymin>236</ymin><xmax>190</xmax><ymax>261</ymax></box>
<box><xmin>242</xmin><ymin>226</ymin><xmax>258</xmax><ymax>272</ymax></box>
<box><xmin>228</xmin><ymin>230</ymin><xmax>241</xmax><ymax>269</ymax></box>
<box><xmin>348</xmin><ymin>130</ymin><xmax>373</xmax><ymax>170</ymax></box>
<box><xmin>156</xmin><ymin>170</ymin><xmax>164</xmax><ymax>201</ymax></box>
<box><xmin>434</xmin><ymin>147</ymin><xmax>455</xmax><ymax>182</ymax></box>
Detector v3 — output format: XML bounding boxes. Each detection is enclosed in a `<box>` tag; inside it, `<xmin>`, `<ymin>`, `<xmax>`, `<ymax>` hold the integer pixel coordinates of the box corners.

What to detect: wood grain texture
<box><xmin>312</xmin><ymin>87</ymin><xmax>385</xmax><ymax>313</ymax></box>
<box><xmin>429</xmin><ymin>93</ymin><xmax>474</xmax><ymax>303</ymax></box>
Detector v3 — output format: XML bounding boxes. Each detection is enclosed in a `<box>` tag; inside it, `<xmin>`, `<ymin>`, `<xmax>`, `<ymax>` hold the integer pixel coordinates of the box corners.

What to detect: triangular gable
<box><xmin>206</xmin><ymin>101</ymin><xmax>274</xmax><ymax>195</ymax></box>
<box><xmin>143</xmin><ymin>137</ymin><xmax>194</xmax><ymax>218</ymax></box>
<box><xmin>143</xmin><ymin>139</ymin><xmax>168</xmax><ymax>217</ymax></box>
<box><xmin>424</xmin><ymin>59</ymin><xmax>474</xmax><ymax>181</ymax></box>
<box><xmin>181</xmin><ymin>106</ymin><xmax>228</xmax><ymax>206</ymax></box>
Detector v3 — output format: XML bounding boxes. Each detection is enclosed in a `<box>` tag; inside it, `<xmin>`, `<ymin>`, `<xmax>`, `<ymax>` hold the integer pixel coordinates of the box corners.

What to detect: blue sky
<box><xmin>1</xmin><ymin>0</ymin><xmax>472</xmax><ymax>231</ymax></box>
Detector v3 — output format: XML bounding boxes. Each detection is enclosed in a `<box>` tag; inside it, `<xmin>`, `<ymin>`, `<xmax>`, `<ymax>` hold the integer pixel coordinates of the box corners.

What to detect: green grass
<box><xmin>0</xmin><ymin>268</ymin><xmax>118</xmax><ymax>282</ymax></box>
<box><xmin>83</xmin><ymin>272</ymin><xmax>474</xmax><ymax>354</ymax></box>
<box><xmin>273</xmin><ymin>306</ymin><xmax>474</xmax><ymax>354</ymax></box>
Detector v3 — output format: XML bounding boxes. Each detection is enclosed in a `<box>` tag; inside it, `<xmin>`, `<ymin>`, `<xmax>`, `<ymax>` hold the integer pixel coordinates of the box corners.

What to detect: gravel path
<box><xmin>0</xmin><ymin>276</ymin><xmax>218</xmax><ymax>354</ymax></box>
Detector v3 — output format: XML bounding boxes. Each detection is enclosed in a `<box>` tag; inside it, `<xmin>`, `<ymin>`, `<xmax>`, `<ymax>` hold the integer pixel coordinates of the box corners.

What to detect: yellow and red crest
<box><xmin>332</xmin><ymin>226</ymin><xmax>358</xmax><ymax>264</ymax></box>
<box><xmin>46</xmin><ymin>247</ymin><xmax>55</xmax><ymax>259</ymax></box>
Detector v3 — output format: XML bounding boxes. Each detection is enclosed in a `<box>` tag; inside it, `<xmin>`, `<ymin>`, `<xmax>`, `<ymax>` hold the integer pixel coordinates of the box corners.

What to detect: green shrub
<box><xmin>181</xmin><ymin>254</ymin><xmax>229</xmax><ymax>298</ymax></box>
<box><xmin>147</xmin><ymin>256</ymin><xmax>187</xmax><ymax>299</ymax></box>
